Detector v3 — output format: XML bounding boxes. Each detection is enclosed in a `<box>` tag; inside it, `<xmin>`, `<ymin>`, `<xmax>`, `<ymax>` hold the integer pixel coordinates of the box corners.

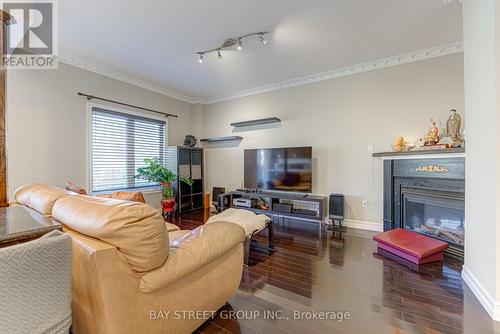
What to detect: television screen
<box><xmin>244</xmin><ymin>147</ymin><xmax>312</xmax><ymax>193</ymax></box>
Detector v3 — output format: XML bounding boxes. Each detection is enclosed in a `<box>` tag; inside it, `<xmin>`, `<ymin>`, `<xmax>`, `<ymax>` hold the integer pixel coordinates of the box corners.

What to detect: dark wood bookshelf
<box><xmin>165</xmin><ymin>146</ymin><xmax>204</xmax><ymax>214</ymax></box>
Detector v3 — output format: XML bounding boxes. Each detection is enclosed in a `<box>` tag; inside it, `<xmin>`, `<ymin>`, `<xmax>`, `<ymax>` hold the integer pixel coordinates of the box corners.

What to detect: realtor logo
<box><xmin>1</xmin><ymin>0</ymin><xmax>58</xmax><ymax>68</ymax></box>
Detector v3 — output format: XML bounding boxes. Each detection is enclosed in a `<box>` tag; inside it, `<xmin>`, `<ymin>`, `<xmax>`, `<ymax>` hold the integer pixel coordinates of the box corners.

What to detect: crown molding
<box><xmin>204</xmin><ymin>41</ymin><xmax>464</xmax><ymax>105</ymax></box>
<box><xmin>58</xmin><ymin>54</ymin><xmax>204</xmax><ymax>104</ymax></box>
<box><xmin>59</xmin><ymin>42</ymin><xmax>463</xmax><ymax>106</ymax></box>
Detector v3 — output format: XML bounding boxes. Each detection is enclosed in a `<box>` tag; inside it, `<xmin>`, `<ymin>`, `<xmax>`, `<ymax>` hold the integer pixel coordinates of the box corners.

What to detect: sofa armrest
<box><xmin>139</xmin><ymin>222</ymin><xmax>245</xmax><ymax>293</ymax></box>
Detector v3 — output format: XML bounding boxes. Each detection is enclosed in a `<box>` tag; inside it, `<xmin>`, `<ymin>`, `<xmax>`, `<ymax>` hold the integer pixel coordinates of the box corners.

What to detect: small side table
<box><xmin>0</xmin><ymin>205</ymin><xmax>62</xmax><ymax>248</ymax></box>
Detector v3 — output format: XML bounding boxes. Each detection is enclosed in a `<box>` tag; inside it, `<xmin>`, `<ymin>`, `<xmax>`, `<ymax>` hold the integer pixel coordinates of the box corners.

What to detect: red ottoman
<box><xmin>373</xmin><ymin>228</ymin><xmax>448</xmax><ymax>264</ymax></box>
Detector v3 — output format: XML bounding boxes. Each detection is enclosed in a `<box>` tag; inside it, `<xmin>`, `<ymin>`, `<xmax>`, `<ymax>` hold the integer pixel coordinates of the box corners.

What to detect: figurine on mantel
<box><xmin>443</xmin><ymin>109</ymin><xmax>463</xmax><ymax>148</ymax></box>
<box><xmin>424</xmin><ymin>118</ymin><xmax>440</xmax><ymax>146</ymax></box>
<box><xmin>386</xmin><ymin>110</ymin><xmax>464</xmax><ymax>154</ymax></box>
<box><xmin>392</xmin><ymin>136</ymin><xmax>406</xmax><ymax>152</ymax></box>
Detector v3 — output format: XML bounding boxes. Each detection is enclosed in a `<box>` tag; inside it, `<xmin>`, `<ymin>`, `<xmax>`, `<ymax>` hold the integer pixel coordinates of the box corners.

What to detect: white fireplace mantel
<box><xmin>372</xmin><ymin>148</ymin><xmax>465</xmax><ymax>160</ymax></box>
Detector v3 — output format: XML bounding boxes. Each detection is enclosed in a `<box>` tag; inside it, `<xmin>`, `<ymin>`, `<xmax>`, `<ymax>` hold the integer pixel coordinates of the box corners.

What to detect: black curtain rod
<box><xmin>77</xmin><ymin>92</ymin><xmax>178</xmax><ymax>118</ymax></box>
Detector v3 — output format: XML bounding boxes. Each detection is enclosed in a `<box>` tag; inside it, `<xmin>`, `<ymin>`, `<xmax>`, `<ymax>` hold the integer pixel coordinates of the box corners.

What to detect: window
<box><xmin>90</xmin><ymin>106</ymin><xmax>167</xmax><ymax>193</ymax></box>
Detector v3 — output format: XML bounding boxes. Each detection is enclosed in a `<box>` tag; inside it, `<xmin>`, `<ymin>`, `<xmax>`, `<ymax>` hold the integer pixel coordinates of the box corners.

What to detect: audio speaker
<box><xmin>329</xmin><ymin>193</ymin><xmax>344</xmax><ymax>220</ymax></box>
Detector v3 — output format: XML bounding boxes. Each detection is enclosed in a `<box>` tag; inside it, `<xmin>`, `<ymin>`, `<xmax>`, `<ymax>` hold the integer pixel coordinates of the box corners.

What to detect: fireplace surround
<box><xmin>378</xmin><ymin>152</ymin><xmax>465</xmax><ymax>259</ymax></box>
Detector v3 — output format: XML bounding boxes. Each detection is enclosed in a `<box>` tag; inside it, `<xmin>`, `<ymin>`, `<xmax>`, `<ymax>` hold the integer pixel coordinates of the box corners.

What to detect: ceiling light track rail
<box><xmin>196</xmin><ymin>31</ymin><xmax>268</xmax><ymax>63</ymax></box>
<box><xmin>77</xmin><ymin>92</ymin><xmax>178</xmax><ymax>118</ymax></box>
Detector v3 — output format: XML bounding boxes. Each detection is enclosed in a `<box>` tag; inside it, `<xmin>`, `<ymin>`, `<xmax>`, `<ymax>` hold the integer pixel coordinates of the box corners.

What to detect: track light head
<box><xmin>237</xmin><ymin>38</ymin><xmax>242</xmax><ymax>50</ymax></box>
<box><xmin>198</xmin><ymin>53</ymin><xmax>203</xmax><ymax>64</ymax></box>
<box><xmin>259</xmin><ymin>33</ymin><xmax>267</xmax><ymax>45</ymax></box>
<box><xmin>218</xmin><ymin>49</ymin><xmax>222</xmax><ymax>59</ymax></box>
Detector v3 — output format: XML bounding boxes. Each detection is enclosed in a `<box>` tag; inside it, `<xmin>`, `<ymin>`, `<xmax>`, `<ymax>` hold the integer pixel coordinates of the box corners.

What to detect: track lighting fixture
<box><xmin>195</xmin><ymin>31</ymin><xmax>268</xmax><ymax>63</ymax></box>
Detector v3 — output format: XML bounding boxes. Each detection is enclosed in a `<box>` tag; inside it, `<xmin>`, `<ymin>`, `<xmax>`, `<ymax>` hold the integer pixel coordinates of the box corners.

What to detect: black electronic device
<box><xmin>293</xmin><ymin>208</ymin><xmax>317</xmax><ymax>216</ymax></box>
<box><xmin>212</xmin><ymin>187</ymin><xmax>226</xmax><ymax>212</ymax></box>
<box><xmin>329</xmin><ymin>193</ymin><xmax>344</xmax><ymax>219</ymax></box>
<box><xmin>272</xmin><ymin>203</ymin><xmax>293</xmax><ymax>214</ymax></box>
<box><xmin>329</xmin><ymin>193</ymin><xmax>346</xmax><ymax>231</ymax></box>
<box><xmin>244</xmin><ymin>147</ymin><xmax>312</xmax><ymax>193</ymax></box>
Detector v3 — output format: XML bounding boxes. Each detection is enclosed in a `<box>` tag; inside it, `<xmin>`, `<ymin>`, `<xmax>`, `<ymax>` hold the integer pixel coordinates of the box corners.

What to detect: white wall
<box><xmin>196</xmin><ymin>54</ymin><xmax>465</xmax><ymax>227</ymax></box>
<box><xmin>462</xmin><ymin>0</ymin><xmax>500</xmax><ymax>320</ymax></box>
<box><xmin>6</xmin><ymin>63</ymin><xmax>193</xmax><ymax>206</ymax></box>
<box><xmin>5</xmin><ymin>53</ymin><xmax>466</xmax><ymax>230</ymax></box>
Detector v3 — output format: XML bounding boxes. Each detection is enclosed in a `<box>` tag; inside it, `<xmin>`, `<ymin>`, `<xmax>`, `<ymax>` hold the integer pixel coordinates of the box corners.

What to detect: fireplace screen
<box><xmin>402</xmin><ymin>188</ymin><xmax>464</xmax><ymax>247</ymax></box>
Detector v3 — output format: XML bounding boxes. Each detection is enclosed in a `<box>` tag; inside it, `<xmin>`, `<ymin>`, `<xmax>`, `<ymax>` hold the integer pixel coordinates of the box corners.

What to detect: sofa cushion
<box><xmin>13</xmin><ymin>183</ymin><xmax>48</xmax><ymax>205</ymax></box>
<box><xmin>206</xmin><ymin>208</ymin><xmax>269</xmax><ymax>236</ymax></box>
<box><xmin>96</xmin><ymin>191</ymin><xmax>146</xmax><ymax>203</ymax></box>
<box><xmin>52</xmin><ymin>195</ymin><xmax>168</xmax><ymax>272</ymax></box>
<box><xmin>65</xmin><ymin>181</ymin><xmax>88</xmax><ymax>195</ymax></box>
<box><xmin>139</xmin><ymin>222</ymin><xmax>245</xmax><ymax>293</ymax></box>
<box><xmin>14</xmin><ymin>184</ymin><xmax>68</xmax><ymax>217</ymax></box>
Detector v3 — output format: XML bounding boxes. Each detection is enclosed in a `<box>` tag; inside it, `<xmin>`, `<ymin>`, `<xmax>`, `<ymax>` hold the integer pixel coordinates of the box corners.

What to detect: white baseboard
<box><xmin>462</xmin><ymin>265</ymin><xmax>500</xmax><ymax>321</ymax></box>
<box><xmin>343</xmin><ymin>219</ymin><xmax>383</xmax><ymax>232</ymax></box>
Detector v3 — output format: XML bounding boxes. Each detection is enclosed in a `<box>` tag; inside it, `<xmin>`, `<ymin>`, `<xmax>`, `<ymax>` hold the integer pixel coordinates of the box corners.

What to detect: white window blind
<box><xmin>91</xmin><ymin>107</ymin><xmax>166</xmax><ymax>193</ymax></box>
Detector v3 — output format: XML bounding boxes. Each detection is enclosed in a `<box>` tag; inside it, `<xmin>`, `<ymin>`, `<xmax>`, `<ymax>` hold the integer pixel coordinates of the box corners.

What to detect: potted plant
<box><xmin>136</xmin><ymin>158</ymin><xmax>193</xmax><ymax>220</ymax></box>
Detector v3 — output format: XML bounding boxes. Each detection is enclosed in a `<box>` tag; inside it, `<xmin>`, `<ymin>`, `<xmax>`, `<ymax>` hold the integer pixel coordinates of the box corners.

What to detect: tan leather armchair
<box><xmin>14</xmin><ymin>184</ymin><xmax>246</xmax><ymax>334</ymax></box>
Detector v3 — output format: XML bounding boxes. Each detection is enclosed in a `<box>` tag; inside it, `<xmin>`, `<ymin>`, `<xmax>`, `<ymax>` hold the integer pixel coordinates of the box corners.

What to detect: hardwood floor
<box><xmin>176</xmin><ymin>209</ymin><xmax>500</xmax><ymax>334</ymax></box>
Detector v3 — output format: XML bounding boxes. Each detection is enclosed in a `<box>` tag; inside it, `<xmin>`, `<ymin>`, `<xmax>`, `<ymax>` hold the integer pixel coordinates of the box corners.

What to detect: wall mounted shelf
<box><xmin>230</xmin><ymin>117</ymin><xmax>281</xmax><ymax>128</ymax></box>
<box><xmin>200</xmin><ymin>136</ymin><xmax>243</xmax><ymax>143</ymax></box>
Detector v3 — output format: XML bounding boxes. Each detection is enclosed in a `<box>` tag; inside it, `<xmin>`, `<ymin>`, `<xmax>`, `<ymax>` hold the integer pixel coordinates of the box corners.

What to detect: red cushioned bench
<box><xmin>373</xmin><ymin>228</ymin><xmax>448</xmax><ymax>264</ymax></box>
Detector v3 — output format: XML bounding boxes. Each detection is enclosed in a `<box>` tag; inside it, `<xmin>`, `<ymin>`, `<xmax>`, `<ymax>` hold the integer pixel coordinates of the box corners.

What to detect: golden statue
<box><xmin>392</xmin><ymin>136</ymin><xmax>406</xmax><ymax>152</ymax></box>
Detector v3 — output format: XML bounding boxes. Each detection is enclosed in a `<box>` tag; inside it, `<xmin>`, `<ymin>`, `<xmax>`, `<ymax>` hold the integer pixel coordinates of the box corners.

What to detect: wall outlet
<box><xmin>362</xmin><ymin>200</ymin><xmax>369</xmax><ymax>208</ymax></box>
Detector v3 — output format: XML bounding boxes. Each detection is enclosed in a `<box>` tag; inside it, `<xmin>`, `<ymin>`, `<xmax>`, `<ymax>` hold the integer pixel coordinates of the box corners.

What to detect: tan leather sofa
<box><xmin>14</xmin><ymin>184</ymin><xmax>245</xmax><ymax>334</ymax></box>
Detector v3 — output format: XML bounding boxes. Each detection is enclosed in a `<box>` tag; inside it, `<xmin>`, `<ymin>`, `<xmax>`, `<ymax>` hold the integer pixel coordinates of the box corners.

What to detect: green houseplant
<box><xmin>136</xmin><ymin>158</ymin><xmax>192</xmax><ymax>220</ymax></box>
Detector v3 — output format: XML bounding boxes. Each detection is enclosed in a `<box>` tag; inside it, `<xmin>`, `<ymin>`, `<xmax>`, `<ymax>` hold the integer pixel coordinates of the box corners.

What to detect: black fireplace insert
<box><xmin>383</xmin><ymin>157</ymin><xmax>465</xmax><ymax>259</ymax></box>
<box><xmin>402</xmin><ymin>187</ymin><xmax>464</xmax><ymax>257</ymax></box>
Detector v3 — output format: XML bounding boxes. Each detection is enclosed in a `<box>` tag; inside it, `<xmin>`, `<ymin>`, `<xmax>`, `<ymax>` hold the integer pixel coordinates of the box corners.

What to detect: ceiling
<box><xmin>59</xmin><ymin>0</ymin><xmax>463</xmax><ymax>103</ymax></box>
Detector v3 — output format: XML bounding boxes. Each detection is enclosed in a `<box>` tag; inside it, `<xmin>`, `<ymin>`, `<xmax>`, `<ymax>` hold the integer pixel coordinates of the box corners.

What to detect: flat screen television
<box><xmin>244</xmin><ymin>147</ymin><xmax>312</xmax><ymax>193</ymax></box>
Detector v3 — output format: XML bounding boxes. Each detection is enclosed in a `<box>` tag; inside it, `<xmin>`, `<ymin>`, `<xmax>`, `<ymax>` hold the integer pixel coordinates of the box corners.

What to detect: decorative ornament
<box><xmin>444</xmin><ymin>109</ymin><xmax>463</xmax><ymax>148</ymax></box>
<box><xmin>415</xmin><ymin>165</ymin><xmax>449</xmax><ymax>173</ymax></box>
<box><xmin>183</xmin><ymin>135</ymin><xmax>197</xmax><ymax>147</ymax></box>
<box><xmin>424</xmin><ymin>118</ymin><xmax>440</xmax><ymax>146</ymax></box>
<box><xmin>392</xmin><ymin>136</ymin><xmax>406</xmax><ymax>152</ymax></box>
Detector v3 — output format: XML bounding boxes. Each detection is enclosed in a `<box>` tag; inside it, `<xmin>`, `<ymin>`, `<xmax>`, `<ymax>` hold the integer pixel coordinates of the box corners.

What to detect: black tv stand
<box><xmin>221</xmin><ymin>190</ymin><xmax>328</xmax><ymax>234</ymax></box>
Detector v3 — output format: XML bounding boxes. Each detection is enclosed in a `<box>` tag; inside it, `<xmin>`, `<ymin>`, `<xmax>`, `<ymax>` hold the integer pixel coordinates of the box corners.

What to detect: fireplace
<box><xmin>401</xmin><ymin>187</ymin><xmax>464</xmax><ymax>257</ymax></box>
<box><xmin>381</xmin><ymin>155</ymin><xmax>465</xmax><ymax>259</ymax></box>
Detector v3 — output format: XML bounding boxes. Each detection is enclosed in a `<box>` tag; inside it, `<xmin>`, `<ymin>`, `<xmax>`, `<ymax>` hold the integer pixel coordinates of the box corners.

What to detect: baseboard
<box><xmin>462</xmin><ymin>265</ymin><xmax>500</xmax><ymax>321</ymax></box>
<box><xmin>343</xmin><ymin>219</ymin><xmax>383</xmax><ymax>232</ymax></box>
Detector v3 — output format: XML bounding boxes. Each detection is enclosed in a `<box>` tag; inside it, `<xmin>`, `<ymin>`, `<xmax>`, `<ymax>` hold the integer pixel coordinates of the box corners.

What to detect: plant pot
<box><xmin>161</xmin><ymin>197</ymin><xmax>176</xmax><ymax>212</ymax></box>
<box><xmin>161</xmin><ymin>197</ymin><xmax>176</xmax><ymax>223</ymax></box>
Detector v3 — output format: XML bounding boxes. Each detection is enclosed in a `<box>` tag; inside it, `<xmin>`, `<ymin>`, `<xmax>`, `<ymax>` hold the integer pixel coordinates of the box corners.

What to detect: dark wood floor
<box><xmin>176</xmin><ymin>209</ymin><xmax>500</xmax><ymax>334</ymax></box>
